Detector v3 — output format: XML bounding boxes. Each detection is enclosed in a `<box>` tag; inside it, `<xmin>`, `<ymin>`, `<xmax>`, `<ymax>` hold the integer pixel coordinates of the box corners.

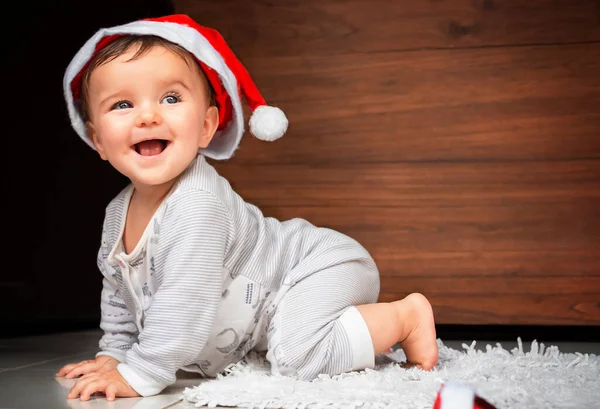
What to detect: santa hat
<box><xmin>433</xmin><ymin>382</ymin><xmax>498</xmax><ymax>409</ymax></box>
<box><xmin>63</xmin><ymin>14</ymin><xmax>288</xmax><ymax>160</ymax></box>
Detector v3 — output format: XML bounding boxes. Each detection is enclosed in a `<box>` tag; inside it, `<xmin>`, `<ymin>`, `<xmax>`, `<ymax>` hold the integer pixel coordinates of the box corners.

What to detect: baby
<box><xmin>56</xmin><ymin>14</ymin><xmax>438</xmax><ymax>401</ymax></box>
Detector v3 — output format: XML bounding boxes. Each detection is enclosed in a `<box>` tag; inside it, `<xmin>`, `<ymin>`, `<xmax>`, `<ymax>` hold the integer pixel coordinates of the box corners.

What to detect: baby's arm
<box><xmin>62</xmin><ymin>277</ymin><xmax>140</xmax><ymax>402</ymax></box>
<box><xmin>115</xmin><ymin>189</ymin><xmax>231</xmax><ymax>396</ymax></box>
<box><xmin>96</xmin><ymin>276</ymin><xmax>139</xmax><ymax>362</ymax></box>
<box><xmin>57</xmin><ymin>239</ymin><xmax>138</xmax><ymax>379</ymax></box>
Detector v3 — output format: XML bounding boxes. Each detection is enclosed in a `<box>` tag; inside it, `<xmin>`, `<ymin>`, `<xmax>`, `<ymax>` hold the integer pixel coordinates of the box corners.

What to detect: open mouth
<box><xmin>133</xmin><ymin>139</ymin><xmax>170</xmax><ymax>157</ymax></box>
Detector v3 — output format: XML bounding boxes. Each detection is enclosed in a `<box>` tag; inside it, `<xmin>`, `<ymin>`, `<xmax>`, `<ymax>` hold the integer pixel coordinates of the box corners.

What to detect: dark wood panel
<box><xmin>382</xmin><ymin>277</ymin><xmax>600</xmax><ymax>324</ymax></box>
<box><xmin>382</xmin><ymin>277</ymin><xmax>600</xmax><ymax>295</ymax></box>
<box><xmin>213</xmin><ymin>161</ymin><xmax>600</xmax><ymax>325</ymax></box>
<box><xmin>371</xmin><ymin>250</ymin><xmax>600</xmax><ymax>279</ymax></box>
<box><xmin>376</xmin><ymin>294</ymin><xmax>600</xmax><ymax>325</ymax></box>
<box><xmin>258</xmin><ymin>204</ymin><xmax>600</xmax><ymax>268</ymax></box>
<box><xmin>177</xmin><ymin>0</ymin><xmax>600</xmax><ymax>57</ymax></box>
<box><xmin>219</xmin><ymin>43</ymin><xmax>600</xmax><ymax>165</ymax></box>
<box><xmin>213</xmin><ymin>160</ymin><xmax>600</xmax><ymax>207</ymax></box>
<box><xmin>176</xmin><ymin>0</ymin><xmax>600</xmax><ymax>326</ymax></box>
<box><xmin>261</xmin><ymin>203</ymin><xmax>599</xmax><ymax>252</ymax></box>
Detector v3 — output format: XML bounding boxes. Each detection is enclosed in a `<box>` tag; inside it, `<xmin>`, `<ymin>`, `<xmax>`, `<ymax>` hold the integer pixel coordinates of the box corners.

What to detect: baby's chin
<box><xmin>129</xmin><ymin>164</ymin><xmax>190</xmax><ymax>190</ymax></box>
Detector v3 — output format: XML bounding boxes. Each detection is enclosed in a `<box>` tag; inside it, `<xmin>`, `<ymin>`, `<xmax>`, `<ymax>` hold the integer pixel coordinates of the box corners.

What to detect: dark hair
<box><xmin>78</xmin><ymin>35</ymin><xmax>216</xmax><ymax>120</ymax></box>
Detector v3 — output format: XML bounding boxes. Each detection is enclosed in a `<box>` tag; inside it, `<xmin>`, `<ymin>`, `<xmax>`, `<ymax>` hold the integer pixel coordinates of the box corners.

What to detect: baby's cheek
<box><xmin>171</xmin><ymin>109</ymin><xmax>199</xmax><ymax>130</ymax></box>
<box><xmin>97</xmin><ymin>117</ymin><xmax>121</xmax><ymax>135</ymax></box>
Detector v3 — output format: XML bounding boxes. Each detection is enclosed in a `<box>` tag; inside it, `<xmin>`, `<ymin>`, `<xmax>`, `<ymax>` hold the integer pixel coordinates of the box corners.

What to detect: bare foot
<box><xmin>392</xmin><ymin>293</ymin><xmax>438</xmax><ymax>370</ymax></box>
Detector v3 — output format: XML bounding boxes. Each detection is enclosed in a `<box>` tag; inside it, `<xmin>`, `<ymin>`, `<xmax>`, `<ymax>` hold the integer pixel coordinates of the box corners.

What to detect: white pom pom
<box><xmin>249</xmin><ymin>105</ymin><xmax>288</xmax><ymax>141</ymax></box>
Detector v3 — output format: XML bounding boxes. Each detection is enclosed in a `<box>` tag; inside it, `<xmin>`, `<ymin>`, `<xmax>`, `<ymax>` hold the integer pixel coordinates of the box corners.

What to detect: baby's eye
<box><xmin>162</xmin><ymin>94</ymin><xmax>180</xmax><ymax>104</ymax></box>
<box><xmin>112</xmin><ymin>101</ymin><xmax>132</xmax><ymax>110</ymax></box>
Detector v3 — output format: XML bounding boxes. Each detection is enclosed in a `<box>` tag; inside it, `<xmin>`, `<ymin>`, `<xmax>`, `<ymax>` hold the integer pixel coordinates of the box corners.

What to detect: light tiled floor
<box><xmin>1</xmin><ymin>329</ymin><xmax>599</xmax><ymax>409</ymax></box>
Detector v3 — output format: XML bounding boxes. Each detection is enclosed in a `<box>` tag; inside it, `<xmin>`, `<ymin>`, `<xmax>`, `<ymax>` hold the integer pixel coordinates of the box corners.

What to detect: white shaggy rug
<box><xmin>181</xmin><ymin>338</ymin><xmax>600</xmax><ymax>409</ymax></box>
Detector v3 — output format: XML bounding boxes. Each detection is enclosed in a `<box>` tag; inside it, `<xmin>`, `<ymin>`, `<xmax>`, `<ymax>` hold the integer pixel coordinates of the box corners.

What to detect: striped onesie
<box><xmin>96</xmin><ymin>154</ymin><xmax>381</xmax><ymax>396</ymax></box>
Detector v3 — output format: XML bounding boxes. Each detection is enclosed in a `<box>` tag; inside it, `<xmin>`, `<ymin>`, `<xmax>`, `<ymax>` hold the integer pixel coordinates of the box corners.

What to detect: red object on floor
<box><xmin>433</xmin><ymin>382</ymin><xmax>498</xmax><ymax>409</ymax></box>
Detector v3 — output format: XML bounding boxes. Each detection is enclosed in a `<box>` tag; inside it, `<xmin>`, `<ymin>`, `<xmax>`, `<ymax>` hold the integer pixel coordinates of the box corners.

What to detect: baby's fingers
<box><xmin>65</xmin><ymin>361</ymin><xmax>99</xmax><ymax>379</ymax></box>
<box><xmin>105</xmin><ymin>383</ymin><xmax>118</xmax><ymax>401</ymax></box>
<box><xmin>67</xmin><ymin>374</ymin><xmax>95</xmax><ymax>399</ymax></box>
<box><xmin>56</xmin><ymin>363</ymin><xmax>77</xmax><ymax>377</ymax></box>
<box><xmin>56</xmin><ymin>360</ymin><xmax>91</xmax><ymax>377</ymax></box>
<box><xmin>78</xmin><ymin>372</ymin><xmax>99</xmax><ymax>381</ymax></box>
<box><xmin>79</xmin><ymin>379</ymin><xmax>108</xmax><ymax>401</ymax></box>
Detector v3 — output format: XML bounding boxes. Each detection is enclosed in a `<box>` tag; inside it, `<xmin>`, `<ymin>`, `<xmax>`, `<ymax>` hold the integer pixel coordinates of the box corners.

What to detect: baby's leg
<box><xmin>265</xmin><ymin>259</ymin><xmax>380</xmax><ymax>380</ymax></box>
<box><xmin>356</xmin><ymin>293</ymin><xmax>438</xmax><ymax>370</ymax></box>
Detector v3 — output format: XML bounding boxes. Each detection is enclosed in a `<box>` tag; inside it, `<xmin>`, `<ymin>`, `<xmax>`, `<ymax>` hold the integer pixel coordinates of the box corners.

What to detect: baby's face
<box><xmin>84</xmin><ymin>45</ymin><xmax>218</xmax><ymax>189</ymax></box>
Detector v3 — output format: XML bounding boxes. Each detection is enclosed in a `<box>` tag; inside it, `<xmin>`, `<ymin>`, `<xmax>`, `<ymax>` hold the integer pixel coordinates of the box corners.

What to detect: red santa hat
<box><xmin>433</xmin><ymin>382</ymin><xmax>497</xmax><ymax>409</ymax></box>
<box><xmin>63</xmin><ymin>14</ymin><xmax>288</xmax><ymax>160</ymax></box>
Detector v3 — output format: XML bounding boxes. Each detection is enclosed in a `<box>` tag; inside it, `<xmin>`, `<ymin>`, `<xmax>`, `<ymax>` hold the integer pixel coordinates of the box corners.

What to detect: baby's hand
<box><xmin>67</xmin><ymin>368</ymin><xmax>140</xmax><ymax>401</ymax></box>
<box><xmin>56</xmin><ymin>355</ymin><xmax>119</xmax><ymax>379</ymax></box>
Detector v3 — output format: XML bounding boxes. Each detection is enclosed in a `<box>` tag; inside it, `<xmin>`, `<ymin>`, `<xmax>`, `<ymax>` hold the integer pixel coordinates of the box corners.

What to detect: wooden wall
<box><xmin>175</xmin><ymin>0</ymin><xmax>600</xmax><ymax>325</ymax></box>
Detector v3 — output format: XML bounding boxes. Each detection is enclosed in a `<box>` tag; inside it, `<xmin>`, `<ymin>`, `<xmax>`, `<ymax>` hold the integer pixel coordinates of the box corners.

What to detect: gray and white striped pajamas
<box><xmin>95</xmin><ymin>154</ymin><xmax>380</xmax><ymax>396</ymax></box>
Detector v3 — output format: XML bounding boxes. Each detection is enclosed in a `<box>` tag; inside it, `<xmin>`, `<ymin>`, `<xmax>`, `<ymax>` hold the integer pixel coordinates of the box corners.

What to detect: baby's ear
<box><xmin>86</xmin><ymin>122</ymin><xmax>108</xmax><ymax>161</ymax></box>
<box><xmin>199</xmin><ymin>105</ymin><xmax>219</xmax><ymax>149</ymax></box>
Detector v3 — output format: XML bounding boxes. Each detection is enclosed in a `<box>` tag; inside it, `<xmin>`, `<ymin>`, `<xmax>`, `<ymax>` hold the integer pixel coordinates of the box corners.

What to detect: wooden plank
<box><xmin>381</xmin><ymin>277</ymin><xmax>600</xmax><ymax>324</ymax></box>
<box><xmin>371</xmin><ymin>250</ymin><xmax>600</xmax><ymax>279</ymax></box>
<box><xmin>256</xmin><ymin>204</ymin><xmax>600</xmax><ymax>271</ymax></box>
<box><xmin>381</xmin><ymin>277</ymin><xmax>600</xmax><ymax>296</ymax></box>
<box><xmin>213</xmin><ymin>161</ymin><xmax>600</xmax><ymax>325</ymax></box>
<box><xmin>212</xmin><ymin>160</ymin><xmax>600</xmax><ymax>207</ymax></box>
<box><xmin>376</xmin><ymin>294</ymin><xmax>600</xmax><ymax>325</ymax></box>
<box><xmin>379</xmin><ymin>277</ymin><xmax>600</xmax><ymax>325</ymax></box>
<box><xmin>175</xmin><ymin>0</ymin><xmax>600</xmax><ymax>327</ymax></box>
<box><xmin>217</xmin><ymin>43</ymin><xmax>600</xmax><ymax>164</ymax></box>
<box><xmin>176</xmin><ymin>0</ymin><xmax>600</xmax><ymax>57</ymax></box>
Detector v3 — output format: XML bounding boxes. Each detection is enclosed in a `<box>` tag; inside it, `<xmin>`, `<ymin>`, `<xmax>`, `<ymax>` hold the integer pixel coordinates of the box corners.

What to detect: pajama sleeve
<box><xmin>96</xmin><ymin>276</ymin><xmax>139</xmax><ymax>363</ymax></box>
<box><xmin>95</xmin><ymin>218</ymin><xmax>139</xmax><ymax>363</ymax></box>
<box><xmin>117</xmin><ymin>189</ymin><xmax>232</xmax><ymax>396</ymax></box>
